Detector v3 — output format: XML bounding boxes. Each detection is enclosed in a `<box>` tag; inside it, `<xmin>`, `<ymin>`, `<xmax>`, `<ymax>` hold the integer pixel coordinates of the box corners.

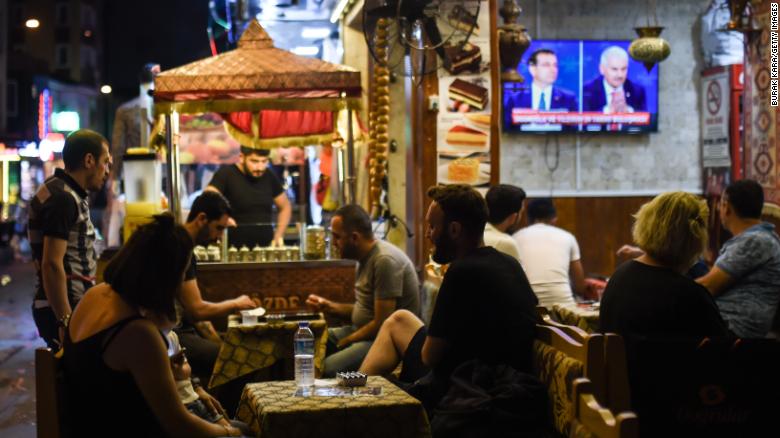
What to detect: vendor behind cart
<box><xmin>205</xmin><ymin>146</ymin><xmax>291</xmax><ymax>247</ymax></box>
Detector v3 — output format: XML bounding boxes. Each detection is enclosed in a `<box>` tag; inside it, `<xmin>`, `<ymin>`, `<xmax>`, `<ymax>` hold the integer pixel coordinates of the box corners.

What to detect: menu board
<box><xmin>436</xmin><ymin>0</ymin><xmax>492</xmax><ymax>188</ymax></box>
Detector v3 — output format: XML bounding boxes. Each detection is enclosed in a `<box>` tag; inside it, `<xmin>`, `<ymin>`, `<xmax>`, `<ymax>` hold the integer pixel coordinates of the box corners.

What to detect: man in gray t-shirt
<box><xmin>306</xmin><ymin>205</ymin><xmax>419</xmax><ymax>376</ymax></box>
<box><xmin>698</xmin><ymin>180</ymin><xmax>780</xmax><ymax>338</ymax></box>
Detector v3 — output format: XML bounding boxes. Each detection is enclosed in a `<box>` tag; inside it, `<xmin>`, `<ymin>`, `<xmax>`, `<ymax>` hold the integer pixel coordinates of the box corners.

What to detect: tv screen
<box><xmin>502</xmin><ymin>40</ymin><xmax>659</xmax><ymax>133</ymax></box>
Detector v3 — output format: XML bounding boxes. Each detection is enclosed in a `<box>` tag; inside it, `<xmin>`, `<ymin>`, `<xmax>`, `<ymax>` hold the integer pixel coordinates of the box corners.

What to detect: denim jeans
<box><xmin>322</xmin><ymin>325</ymin><xmax>373</xmax><ymax>377</ymax></box>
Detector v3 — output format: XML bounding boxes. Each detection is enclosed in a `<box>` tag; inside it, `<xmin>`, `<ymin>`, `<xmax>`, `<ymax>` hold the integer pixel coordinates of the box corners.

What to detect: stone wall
<box><xmin>501</xmin><ymin>0</ymin><xmax>711</xmax><ymax>196</ymax></box>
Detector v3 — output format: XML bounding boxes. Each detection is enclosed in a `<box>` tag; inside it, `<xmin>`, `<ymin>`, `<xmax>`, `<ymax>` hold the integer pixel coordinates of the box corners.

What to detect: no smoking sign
<box><xmin>707</xmin><ymin>80</ymin><xmax>722</xmax><ymax>115</ymax></box>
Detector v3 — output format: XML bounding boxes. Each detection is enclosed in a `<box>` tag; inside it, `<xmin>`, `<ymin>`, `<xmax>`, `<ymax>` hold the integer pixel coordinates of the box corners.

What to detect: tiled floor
<box><xmin>0</xmin><ymin>262</ymin><xmax>44</xmax><ymax>438</ymax></box>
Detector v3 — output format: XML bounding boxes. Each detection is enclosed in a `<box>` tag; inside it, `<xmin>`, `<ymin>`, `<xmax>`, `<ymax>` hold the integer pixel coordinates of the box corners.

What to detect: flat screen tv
<box><xmin>502</xmin><ymin>40</ymin><xmax>659</xmax><ymax>133</ymax></box>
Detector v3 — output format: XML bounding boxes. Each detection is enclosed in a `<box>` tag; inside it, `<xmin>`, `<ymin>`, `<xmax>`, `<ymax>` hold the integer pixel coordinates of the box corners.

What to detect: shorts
<box><xmin>400</xmin><ymin>326</ymin><xmax>430</xmax><ymax>383</ymax></box>
<box><xmin>186</xmin><ymin>399</ymin><xmax>223</xmax><ymax>423</ymax></box>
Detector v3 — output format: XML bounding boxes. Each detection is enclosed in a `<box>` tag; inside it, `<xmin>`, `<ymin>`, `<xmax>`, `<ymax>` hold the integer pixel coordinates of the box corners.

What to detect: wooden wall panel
<box><xmin>547</xmin><ymin>196</ymin><xmax>653</xmax><ymax>277</ymax></box>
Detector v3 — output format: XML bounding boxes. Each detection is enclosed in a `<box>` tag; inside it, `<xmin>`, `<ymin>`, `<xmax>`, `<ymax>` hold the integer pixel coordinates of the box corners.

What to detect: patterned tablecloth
<box><xmin>208</xmin><ymin>314</ymin><xmax>328</xmax><ymax>389</ymax></box>
<box><xmin>236</xmin><ymin>376</ymin><xmax>431</xmax><ymax>438</ymax></box>
<box><xmin>551</xmin><ymin>304</ymin><xmax>600</xmax><ymax>333</ymax></box>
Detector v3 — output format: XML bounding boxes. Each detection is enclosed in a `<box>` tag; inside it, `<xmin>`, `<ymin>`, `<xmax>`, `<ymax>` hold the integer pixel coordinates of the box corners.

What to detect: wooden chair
<box><xmin>532</xmin><ymin>324</ymin><xmax>605</xmax><ymax>437</ymax></box>
<box><xmin>536</xmin><ymin>306</ymin><xmax>590</xmax><ymax>342</ymax></box>
<box><xmin>35</xmin><ymin>348</ymin><xmax>65</xmax><ymax>438</ymax></box>
<box><xmin>537</xmin><ymin>307</ymin><xmax>633</xmax><ymax>415</ymax></box>
<box><xmin>602</xmin><ymin>334</ymin><xmax>631</xmax><ymax>414</ymax></box>
<box><xmin>629</xmin><ymin>337</ymin><xmax>780</xmax><ymax>437</ymax></box>
<box><xmin>570</xmin><ymin>378</ymin><xmax>638</xmax><ymax>438</ymax></box>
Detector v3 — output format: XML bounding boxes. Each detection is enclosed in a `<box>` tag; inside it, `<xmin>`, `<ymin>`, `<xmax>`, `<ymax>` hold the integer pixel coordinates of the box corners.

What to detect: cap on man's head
<box><xmin>240</xmin><ymin>146</ymin><xmax>270</xmax><ymax>157</ymax></box>
<box><xmin>62</xmin><ymin>129</ymin><xmax>108</xmax><ymax>171</ymax></box>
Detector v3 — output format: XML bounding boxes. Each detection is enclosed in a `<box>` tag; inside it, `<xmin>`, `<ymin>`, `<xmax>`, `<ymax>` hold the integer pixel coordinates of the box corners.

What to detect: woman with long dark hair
<box><xmin>63</xmin><ymin>214</ymin><xmax>244</xmax><ymax>437</ymax></box>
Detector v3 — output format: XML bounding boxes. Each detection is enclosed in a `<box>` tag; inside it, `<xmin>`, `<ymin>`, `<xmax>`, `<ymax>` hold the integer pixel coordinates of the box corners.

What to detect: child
<box><xmin>167</xmin><ymin>331</ymin><xmax>230</xmax><ymax>426</ymax></box>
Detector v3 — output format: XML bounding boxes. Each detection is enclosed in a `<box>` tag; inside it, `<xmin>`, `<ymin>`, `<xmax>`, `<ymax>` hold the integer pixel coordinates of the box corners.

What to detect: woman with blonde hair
<box><xmin>600</xmin><ymin>192</ymin><xmax>729</xmax><ymax>340</ymax></box>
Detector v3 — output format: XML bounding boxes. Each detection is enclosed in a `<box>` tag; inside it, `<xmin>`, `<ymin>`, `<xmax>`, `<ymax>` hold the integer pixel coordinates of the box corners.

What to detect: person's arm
<box><xmin>179</xmin><ymin>279</ymin><xmax>255</xmax><ymax>321</ymax></box>
<box><xmin>570</xmin><ymin>259</ymin><xmax>587</xmax><ymax>297</ymax></box>
<box><xmin>696</xmin><ymin>266</ymin><xmax>734</xmax><ymax>297</ymax></box>
<box><xmin>305</xmin><ymin>294</ymin><xmax>354</xmax><ymax>320</ymax></box>
<box><xmin>108</xmin><ymin>320</ymin><xmax>240</xmax><ymax>437</ymax></box>
<box><xmin>616</xmin><ymin>244</ymin><xmax>644</xmax><ymax>259</ymax></box>
<box><xmin>421</xmin><ymin>336</ymin><xmax>449</xmax><ymax>368</ymax></box>
<box><xmin>272</xmin><ymin>192</ymin><xmax>291</xmax><ymax>247</ymax></box>
<box><xmin>41</xmin><ymin>237</ymin><xmax>70</xmax><ymax>330</ymax></box>
<box><xmin>336</xmin><ymin>298</ymin><xmax>396</xmax><ymax>348</ymax></box>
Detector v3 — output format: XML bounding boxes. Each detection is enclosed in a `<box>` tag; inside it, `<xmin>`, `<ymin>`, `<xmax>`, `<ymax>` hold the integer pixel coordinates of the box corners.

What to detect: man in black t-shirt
<box><xmin>359</xmin><ymin>185</ymin><xmax>538</xmax><ymax>405</ymax></box>
<box><xmin>206</xmin><ymin>146</ymin><xmax>291</xmax><ymax>247</ymax></box>
<box><xmin>178</xmin><ymin>192</ymin><xmax>256</xmax><ymax>381</ymax></box>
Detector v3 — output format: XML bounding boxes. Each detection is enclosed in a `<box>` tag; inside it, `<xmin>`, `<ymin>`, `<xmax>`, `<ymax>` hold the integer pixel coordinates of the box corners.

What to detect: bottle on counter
<box><xmin>239</xmin><ymin>245</ymin><xmax>250</xmax><ymax>262</ymax></box>
<box><xmin>193</xmin><ymin>245</ymin><xmax>208</xmax><ymax>262</ymax></box>
<box><xmin>206</xmin><ymin>245</ymin><xmax>221</xmax><ymax>262</ymax></box>
<box><xmin>252</xmin><ymin>244</ymin><xmax>263</xmax><ymax>262</ymax></box>
<box><xmin>304</xmin><ymin>225</ymin><xmax>325</xmax><ymax>260</ymax></box>
<box><xmin>294</xmin><ymin>321</ymin><xmax>315</xmax><ymax>387</ymax></box>
<box><xmin>227</xmin><ymin>245</ymin><xmax>238</xmax><ymax>262</ymax></box>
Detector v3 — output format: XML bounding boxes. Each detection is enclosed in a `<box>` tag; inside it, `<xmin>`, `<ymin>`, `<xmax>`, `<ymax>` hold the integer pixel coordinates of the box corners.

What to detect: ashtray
<box><xmin>336</xmin><ymin>371</ymin><xmax>367</xmax><ymax>387</ymax></box>
<box><xmin>240</xmin><ymin>307</ymin><xmax>266</xmax><ymax>325</ymax></box>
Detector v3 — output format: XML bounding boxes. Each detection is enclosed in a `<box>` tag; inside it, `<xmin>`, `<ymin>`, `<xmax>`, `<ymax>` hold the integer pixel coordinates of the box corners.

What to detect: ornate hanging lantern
<box><xmin>629</xmin><ymin>0</ymin><xmax>671</xmax><ymax>72</ymax></box>
<box><xmin>498</xmin><ymin>0</ymin><xmax>531</xmax><ymax>82</ymax></box>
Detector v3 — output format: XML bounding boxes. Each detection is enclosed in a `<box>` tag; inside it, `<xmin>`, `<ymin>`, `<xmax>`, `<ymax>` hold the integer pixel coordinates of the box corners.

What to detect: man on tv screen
<box><xmin>583</xmin><ymin>46</ymin><xmax>647</xmax><ymax>114</ymax></box>
<box><xmin>503</xmin><ymin>49</ymin><xmax>578</xmax><ymax>130</ymax></box>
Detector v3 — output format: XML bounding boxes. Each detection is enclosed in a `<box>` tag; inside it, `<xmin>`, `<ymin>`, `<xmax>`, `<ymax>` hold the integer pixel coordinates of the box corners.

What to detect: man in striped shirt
<box><xmin>29</xmin><ymin>129</ymin><xmax>112</xmax><ymax>349</ymax></box>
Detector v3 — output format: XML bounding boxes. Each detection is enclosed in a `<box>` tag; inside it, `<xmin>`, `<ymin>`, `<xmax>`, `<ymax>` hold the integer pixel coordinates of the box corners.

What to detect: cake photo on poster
<box><xmin>437</xmin><ymin>152</ymin><xmax>490</xmax><ymax>187</ymax></box>
<box><xmin>443</xmin><ymin>42</ymin><xmax>483</xmax><ymax>75</ymax></box>
<box><xmin>447</xmin><ymin>77</ymin><xmax>489</xmax><ymax>112</ymax></box>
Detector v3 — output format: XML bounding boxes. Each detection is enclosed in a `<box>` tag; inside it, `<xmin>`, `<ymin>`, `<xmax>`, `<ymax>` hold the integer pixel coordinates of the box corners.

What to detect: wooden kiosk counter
<box><xmin>196</xmin><ymin>259</ymin><xmax>357</xmax><ymax>326</ymax></box>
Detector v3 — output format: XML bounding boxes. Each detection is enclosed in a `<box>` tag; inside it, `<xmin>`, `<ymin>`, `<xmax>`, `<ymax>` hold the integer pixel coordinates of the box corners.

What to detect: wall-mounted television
<box><xmin>502</xmin><ymin>40</ymin><xmax>659</xmax><ymax>134</ymax></box>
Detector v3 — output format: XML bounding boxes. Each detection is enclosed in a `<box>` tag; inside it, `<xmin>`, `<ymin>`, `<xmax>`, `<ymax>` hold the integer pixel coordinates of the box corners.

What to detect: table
<box><xmin>196</xmin><ymin>260</ymin><xmax>357</xmax><ymax>330</ymax></box>
<box><xmin>236</xmin><ymin>376</ymin><xmax>431</xmax><ymax>438</ymax></box>
<box><xmin>551</xmin><ymin>304</ymin><xmax>600</xmax><ymax>333</ymax></box>
<box><xmin>208</xmin><ymin>314</ymin><xmax>328</xmax><ymax>389</ymax></box>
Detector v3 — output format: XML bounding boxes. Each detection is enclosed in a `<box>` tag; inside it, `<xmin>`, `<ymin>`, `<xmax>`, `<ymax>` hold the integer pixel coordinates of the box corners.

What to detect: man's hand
<box><xmin>305</xmin><ymin>294</ymin><xmax>332</xmax><ymax>313</ymax></box>
<box><xmin>194</xmin><ymin>386</ymin><xmax>226</xmax><ymax>418</ymax></box>
<box><xmin>616</xmin><ymin>244</ymin><xmax>644</xmax><ymax>259</ymax></box>
<box><xmin>336</xmin><ymin>337</ymin><xmax>352</xmax><ymax>349</ymax></box>
<box><xmin>232</xmin><ymin>295</ymin><xmax>256</xmax><ymax>311</ymax></box>
<box><xmin>271</xmin><ymin>236</ymin><xmax>285</xmax><ymax>248</ymax></box>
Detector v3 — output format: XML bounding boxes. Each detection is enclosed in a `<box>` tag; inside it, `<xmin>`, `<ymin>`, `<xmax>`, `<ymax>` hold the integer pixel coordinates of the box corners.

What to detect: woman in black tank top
<box><xmin>62</xmin><ymin>215</ymin><xmax>244</xmax><ymax>437</ymax></box>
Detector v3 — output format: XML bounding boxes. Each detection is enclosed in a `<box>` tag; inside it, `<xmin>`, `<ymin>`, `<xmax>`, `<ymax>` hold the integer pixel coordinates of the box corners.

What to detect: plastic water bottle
<box><xmin>294</xmin><ymin>321</ymin><xmax>315</xmax><ymax>387</ymax></box>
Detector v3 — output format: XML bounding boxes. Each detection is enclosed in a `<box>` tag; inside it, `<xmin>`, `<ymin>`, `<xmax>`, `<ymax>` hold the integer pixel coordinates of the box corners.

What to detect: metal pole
<box><xmin>165</xmin><ymin>111</ymin><xmax>182</xmax><ymax>223</ymax></box>
<box><xmin>345</xmin><ymin>108</ymin><xmax>356</xmax><ymax>204</ymax></box>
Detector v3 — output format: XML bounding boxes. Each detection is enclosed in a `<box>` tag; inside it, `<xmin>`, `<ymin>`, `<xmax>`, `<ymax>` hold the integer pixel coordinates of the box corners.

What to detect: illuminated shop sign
<box><xmin>52</xmin><ymin>111</ymin><xmax>81</xmax><ymax>132</ymax></box>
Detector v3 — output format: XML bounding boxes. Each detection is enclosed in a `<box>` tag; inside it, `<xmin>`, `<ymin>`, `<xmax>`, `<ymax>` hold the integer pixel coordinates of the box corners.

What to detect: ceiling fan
<box><xmin>362</xmin><ymin>0</ymin><xmax>481</xmax><ymax>79</ymax></box>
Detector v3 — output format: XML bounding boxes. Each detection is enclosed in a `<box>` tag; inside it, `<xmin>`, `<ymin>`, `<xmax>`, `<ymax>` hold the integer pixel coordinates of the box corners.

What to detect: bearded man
<box><xmin>206</xmin><ymin>146</ymin><xmax>291</xmax><ymax>247</ymax></box>
<box><xmin>306</xmin><ymin>204</ymin><xmax>420</xmax><ymax>376</ymax></box>
<box><xmin>357</xmin><ymin>185</ymin><xmax>538</xmax><ymax>410</ymax></box>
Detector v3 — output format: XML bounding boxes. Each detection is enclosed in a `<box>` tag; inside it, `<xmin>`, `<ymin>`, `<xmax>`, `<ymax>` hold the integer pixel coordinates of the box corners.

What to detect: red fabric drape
<box><xmin>222</xmin><ymin>110</ymin><xmax>333</xmax><ymax>140</ymax></box>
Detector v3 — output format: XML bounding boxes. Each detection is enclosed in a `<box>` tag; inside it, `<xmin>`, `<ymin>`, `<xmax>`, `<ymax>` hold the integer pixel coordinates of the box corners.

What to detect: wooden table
<box><xmin>236</xmin><ymin>376</ymin><xmax>431</xmax><ymax>438</ymax></box>
<box><xmin>196</xmin><ymin>260</ymin><xmax>357</xmax><ymax>329</ymax></box>
<box><xmin>208</xmin><ymin>314</ymin><xmax>328</xmax><ymax>389</ymax></box>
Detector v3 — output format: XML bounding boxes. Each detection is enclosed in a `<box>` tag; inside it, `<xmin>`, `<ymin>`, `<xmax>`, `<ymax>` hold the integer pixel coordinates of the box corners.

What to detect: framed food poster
<box><xmin>436</xmin><ymin>0</ymin><xmax>496</xmax><ymax>190</ymax></box>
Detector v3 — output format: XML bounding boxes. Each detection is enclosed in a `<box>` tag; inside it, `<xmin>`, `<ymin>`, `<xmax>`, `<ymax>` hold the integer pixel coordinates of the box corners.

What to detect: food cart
<box><xmin>153</xmin><ymin>20</ymin><xmax>362</xmax><ymax>319</ymax></box>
